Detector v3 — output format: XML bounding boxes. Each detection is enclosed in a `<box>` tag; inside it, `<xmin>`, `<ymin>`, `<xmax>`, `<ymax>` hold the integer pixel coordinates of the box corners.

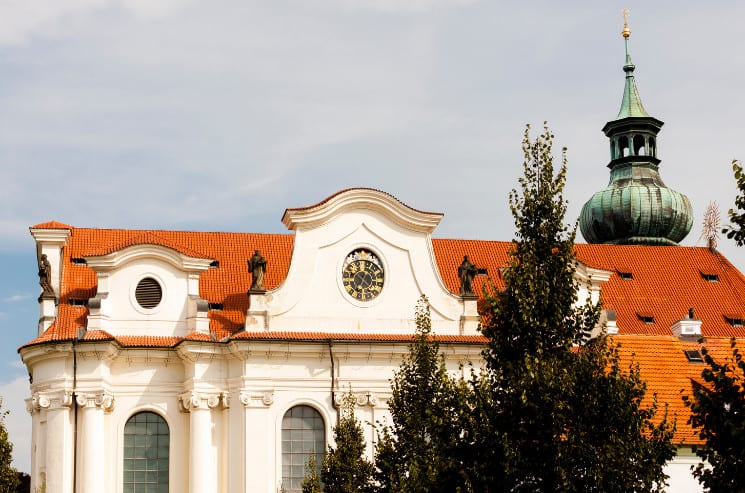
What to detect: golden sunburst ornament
<box><xmin>699</xmin><ymin>201</ymin><xmax>721</xmax><ymax>250</ymax></box>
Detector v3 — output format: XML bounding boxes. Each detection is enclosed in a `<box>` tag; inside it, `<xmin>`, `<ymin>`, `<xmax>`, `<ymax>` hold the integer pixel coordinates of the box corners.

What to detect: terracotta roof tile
<box><xmin>31</xmin><ymin>221</ymin><xmax>72</xmax><ymax>229</ymax></box>
<box><xmin>114</xmin><ymin>336</ymin><xmax>182</xmax><ymax>347</ymax></box>
<box><xmin>21</xmin><ymin>222</ymin><xmax>745</xmax><ymax>446</ymax></box>
<box><xmin>229</xmin><ymin>331</ymin><xmax>487</xmax><ymax>343</ymax></box>
<box><xmin>81</xmin><ymin>330</ymin><xmax>114</xmax><ymax>341</ymax></box>
<box><xmin>83</xmin><ymin>230</ymin><xmax>211</xmax><ymax>259</ymax></box>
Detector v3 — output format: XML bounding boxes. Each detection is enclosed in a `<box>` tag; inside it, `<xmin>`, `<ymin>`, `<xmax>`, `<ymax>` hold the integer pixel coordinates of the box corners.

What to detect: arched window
<box><xmin>123</xmin><ymin>411</ymin><xmax>169</xmax><ymax>493</ymax></box>
<box><xmin>619</xmin><ymin>136</ymin><xmax>630</xmax><ymax>157</ymax></box>
<box><xmin>281</xmin><ymin>405</ymin><xmax>325</xmax><ymax>493</ymax></box>
<box><xmin>633</xmin><ymin>135</ymin><xmax>646</xmax><ymax>156</ymax></box>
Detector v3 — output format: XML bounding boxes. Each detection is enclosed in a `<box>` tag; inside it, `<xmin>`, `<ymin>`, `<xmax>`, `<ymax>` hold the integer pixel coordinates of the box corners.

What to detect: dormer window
<box><xmin>684</xmin><ymin>349</ymin><xmax>704</xmax><ymax>363</ymax></box>
<box><xmin>618</xmin><ymin>271</ymin><xmax>633</xmax><ymax>280</ymax></box>
<box><xmin>725</xmin><ymin>316</ymin><xmax>744</xmax><ymax>327</ymax></box>
<box><xmin>135</xmin><ymin>277</ymin><xmax>162</xmax><ymax>309</ymax></box>
<box><xmin>637</xmin><ymin>314</ymin><xmax>654</xmax><ymax>324</ymax></box>
<box><xmin>701</xmin><ymin>272</ymin><xmax>719</xmax><ymax>282</ymax></box>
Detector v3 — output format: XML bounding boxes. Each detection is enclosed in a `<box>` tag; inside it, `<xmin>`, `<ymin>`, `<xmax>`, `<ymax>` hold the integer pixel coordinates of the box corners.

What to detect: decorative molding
<box><xmin>281</xmin><ymin>188</ymin><xmax>443</xmax><ymax>233</ymax></box>
<box><xmin>27</xmin><ymin>390</ymin><xmax>73</xmax><ymax>413</ymax></box>
<box><xmin>239</xmin><ymin>390</ymin><xmax>274</xmax><ymax>408</ymax></box>
<box><xmin>84</xmin><ymin>244</ymin><xmax>213</xmax><ymax>272</ymax></box>
<box><xmin>333</xmin><ymin>390</ymin><xmax>381</xmax><ymax>408</ymax></box>
<box><xmin>75</xmin><ymin>392</ymin><xmax>115</xmax><ymax>412</ymax></box>
<box><xmin>178</xmin><ymin>391</ymin><xmax>229</xmax><ymax>412</ymax></box>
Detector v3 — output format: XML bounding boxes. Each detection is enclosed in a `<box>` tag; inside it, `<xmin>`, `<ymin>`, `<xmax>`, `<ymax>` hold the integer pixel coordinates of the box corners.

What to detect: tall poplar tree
<box><xmin>472</xmin><ymin>123</ymin><xmax>674</xmax><ymax>492</ymax></box>
<box><xmin>321</xmin><ymin>391</ymin><xmax>375</xmax><ymax>493</ymax></box>
<box><xmin>375</xmin><ymin>295</ymin><xmax>472</xmax><ymax>493</ymax></box>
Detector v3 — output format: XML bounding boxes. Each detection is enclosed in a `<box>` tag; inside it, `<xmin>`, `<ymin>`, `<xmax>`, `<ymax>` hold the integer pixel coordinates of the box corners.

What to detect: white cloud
<box><xmin>0</xmin><ymin>0</ymin><xmax>192</xmax><ymax>45</ymax></box>
<box><xmin>2</xmin><ymin>293</ymin><xmax>31</xmax><ymax>303</ymax></box>
<box><xmin>334</xmin><ymin>0</ymin><xmax>477</xmax><ymax>14</ymax></box>
<box><xmin>0</xmin><ymin>375</ymin><xmax>31</xmax><ymax>473</ymax></box>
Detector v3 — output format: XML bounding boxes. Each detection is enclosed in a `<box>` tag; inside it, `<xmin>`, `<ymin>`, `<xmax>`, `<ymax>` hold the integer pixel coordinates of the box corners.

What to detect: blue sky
<box><xmin>2</xmin><ymin>1</ymin><xmax>745</xmax><ymax>472</ymax></box>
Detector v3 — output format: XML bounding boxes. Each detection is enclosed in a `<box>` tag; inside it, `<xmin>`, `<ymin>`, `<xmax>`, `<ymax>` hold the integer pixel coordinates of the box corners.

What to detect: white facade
<box><xmin>21</xmin><ymin>189</ymin><xmax>705</xmax><ymax>492</ymax></box>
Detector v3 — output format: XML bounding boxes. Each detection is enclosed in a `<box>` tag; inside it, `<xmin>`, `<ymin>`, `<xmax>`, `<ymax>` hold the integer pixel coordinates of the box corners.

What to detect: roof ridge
<box><xmin>84</xmin><ymin>230</ymin><xmax>211</xmax><ymax>259</ymax></box>
<box><xmin>31</xmin><ymin>220</ymin><xmax>73</xmax><ymax>230</ymax></box>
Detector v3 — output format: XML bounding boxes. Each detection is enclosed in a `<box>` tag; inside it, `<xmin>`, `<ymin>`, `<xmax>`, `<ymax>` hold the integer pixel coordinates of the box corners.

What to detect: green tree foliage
<box><xmin>683</xmin><ymin>339</ymin><xmax>745</xmax><ymax>491</ymax></box>
<box><xmin>0</xmin><ymin>401</ymin><xmax>19</xmax><ymax>493</ymax></box>
<box><xmin>320</xmin><ymin>391</ymin><xmax>375</xmax><ymax>493</ymax></box>
<box><xmin>471</xmin><ymin>123</ymin><xmax>674</xmax><ymax>492</ymax></box>
<box><xmin>301</xmin><ymin>455</ymin><xmax>322</xmax><ymax>493</ymax></box>
<box><xmin>375</xmin><ymin>295</ymin><xmax>472</xmax><ymax>493</ymax></box>
<box><xmin>723</xmin><ymin>160</ymin><xmax>745</xmax><ymax>246</ymax></box>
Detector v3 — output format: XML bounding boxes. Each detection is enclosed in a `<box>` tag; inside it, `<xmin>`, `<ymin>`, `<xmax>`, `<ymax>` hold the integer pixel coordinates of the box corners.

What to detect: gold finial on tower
<box><xmin>622</xmin><ymin>7</ymin><xmax>631</xmax><ymax>38</ymax></box>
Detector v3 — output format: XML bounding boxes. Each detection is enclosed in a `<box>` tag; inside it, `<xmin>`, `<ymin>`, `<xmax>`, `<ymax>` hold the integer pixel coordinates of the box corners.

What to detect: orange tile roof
<box><xmin>25</xmin><ymin>227</ymin><xmax>745</xmax><ymax>343</ymax></box>
<box><xmin>21</xmin><ymin>224</ymin><xmax>745</xmax><ymax>445</ymax></box>
<box><xmin>230</xmin><ymin>331</ymin><xmax>487</xmax><ymax>343</ymax></box>
<box><xmin>612</xmin><ymin>335</ymin><xmax>745</xmax><ymax>444</ymax></box>
<box><xmin>30</xmin><ymin>221</ymin><xmax>72</xmax><ymax>229</ymax></box>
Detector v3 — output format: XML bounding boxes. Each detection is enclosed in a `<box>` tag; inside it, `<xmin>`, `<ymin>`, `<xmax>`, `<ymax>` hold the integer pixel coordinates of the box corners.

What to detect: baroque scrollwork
<box><xmin>27</xmin><ymin>390</ymin><xmax>73</xmax><ymax>413</ymax></box>
<box><xmin>239</xmin><ymin>390</ymin><xmax>274</xmax><ymax>408</ymax></box>
<box><xmin>75</xmin><ymin>392</ymin><xmax>115</xmax><ymax>412</ymax></box>
<box><xmin>333</xmin><ymin>390</ymin><xmax>379</xmax><ymax>408</ymax></box>
<box><xmin>179</xmin><ymin>391</ymin><xmax>230</xmax><ymax>412</ymax></box>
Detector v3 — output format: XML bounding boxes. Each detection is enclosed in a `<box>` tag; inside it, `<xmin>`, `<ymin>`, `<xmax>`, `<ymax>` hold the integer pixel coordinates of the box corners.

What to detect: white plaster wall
<box><xmin>269</xmin><ymin>210</ymin><xmax>466</xmax><ymax>334</ymax></box>
<box><xmin>102</xmin><ymin>258</ymin><xmax>190</xmax><ymax>337</ymax></box>
<box><xmin>23</xmin><ymin>340</ymin><xmax>702</xmax><ymax>493</ymax></box>
<box><xmin>664</xmin><ymin>449</ymin><xmax>703</xmax><ymax>492</ymax></box>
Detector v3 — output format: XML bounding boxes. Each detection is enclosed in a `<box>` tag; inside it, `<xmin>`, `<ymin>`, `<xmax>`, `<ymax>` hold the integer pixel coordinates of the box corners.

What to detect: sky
<box><xmin>1</xmin><ymin>0</ymin><xmax>744</xmax><ymax>473</ymax></box>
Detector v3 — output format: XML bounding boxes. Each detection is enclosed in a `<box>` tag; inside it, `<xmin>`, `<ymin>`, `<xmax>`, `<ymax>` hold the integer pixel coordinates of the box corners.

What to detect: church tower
<box><xmin>579</xmin><ymin>13</ymin><xmax>693</xmax><ymax>245</ymax></box>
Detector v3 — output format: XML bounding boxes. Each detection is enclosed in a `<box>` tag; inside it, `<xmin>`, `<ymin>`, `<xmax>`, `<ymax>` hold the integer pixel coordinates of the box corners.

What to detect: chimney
<box><xmin>671</xmin><ymin>308</ymin><xmax>702</xmax><ymax>338</ymax></box>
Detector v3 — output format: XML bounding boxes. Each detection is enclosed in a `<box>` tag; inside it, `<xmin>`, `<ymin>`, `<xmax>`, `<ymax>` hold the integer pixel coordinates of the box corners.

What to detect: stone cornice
<box><xmin>282</xmin><ymin>188</ymin><xmax>443</xmax><ymax>233</ymax></box>
<box><xmin>29</xmin><ymin>227</ymin><xmax>71</xmax><ymax>245</ymax></box>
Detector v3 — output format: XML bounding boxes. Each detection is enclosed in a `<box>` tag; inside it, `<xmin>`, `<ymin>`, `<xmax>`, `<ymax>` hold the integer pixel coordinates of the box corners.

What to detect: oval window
<box><xmin>135</xmin><ymin>277</ymin><xmax>162</xmax><ymax>309</ymax></box>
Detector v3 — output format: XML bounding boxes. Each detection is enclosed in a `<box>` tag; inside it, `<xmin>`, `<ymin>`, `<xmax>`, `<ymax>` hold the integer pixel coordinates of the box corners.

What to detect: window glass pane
<box><xmin>123</xmin><ymin>412</ymin><xmax>169</xmax><ymax>492</ymax></box>
<box><xmin>281</xmin><ymin>405</ymin><xmax>325</xmax><ymax>493</ymax></box>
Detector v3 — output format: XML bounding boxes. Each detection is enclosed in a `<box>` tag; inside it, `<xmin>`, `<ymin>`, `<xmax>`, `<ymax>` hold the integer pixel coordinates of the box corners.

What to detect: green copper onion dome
<box><xmin>579</xmin><ymin>19</ymin><xmax>693</xmax><ymax>246</ymax></box>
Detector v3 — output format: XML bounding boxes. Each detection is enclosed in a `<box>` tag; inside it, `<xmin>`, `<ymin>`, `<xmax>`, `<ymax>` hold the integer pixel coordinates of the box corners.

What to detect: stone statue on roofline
<box><xmin>458</xmin><ymin>255</ymin><xmax>478</xmax><ymax>298</ymax></box>
<box><xmin>38</xmin><ymin>253</ymin><xmax>55</xmax><ymax>299</ymax></box>
<box><xmin>248</xmin><ymin>250</ymin><xmax>267</xmax><ymax>293</ymax></box>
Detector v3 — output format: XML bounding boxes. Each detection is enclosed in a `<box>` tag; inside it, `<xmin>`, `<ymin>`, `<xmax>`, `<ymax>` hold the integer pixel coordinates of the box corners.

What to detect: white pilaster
<box><xmin>37</xmin><ymin>391</ymin><xmax>73</xmax><ymax>493</ymax></box>
<box><xmin>240</xmin><ymin>390</ymin><xmax>275</xmax><ymax>492</ymax></box>
<box><xmin>76</xmin><ymin>393</ymin><xmax>114</xmax><ymax>493</ymax></box>
<box><xmin>179</xmin><ymin>392</ymin><xmax>227</xmax><ymax>493</ymax></box>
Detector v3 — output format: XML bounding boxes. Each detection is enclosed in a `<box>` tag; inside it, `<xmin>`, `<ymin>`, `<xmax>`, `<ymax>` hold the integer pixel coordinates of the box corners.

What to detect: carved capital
<box><xmin>179</xmin><ymin>391</ymin><xmax>229</xmax><ymax>412</ymax></box>
<box><xmin>75</xmin><ymin>392</ymin><xmax>115</xmax><ymax>412</ymax></box>
<box><xmin>30</xmin><ymin>390</ymin><xmax>73</xmax><ymax>412</ymax></box>
<box><xmin>334</xmin><ymin>390</ymin><xmax>382</xmax><ymax>408</ymax></box>
<box><xmin>239</xmin><ymin>390</ymin><xmax>274</xmax><ymax>408</ymax></box>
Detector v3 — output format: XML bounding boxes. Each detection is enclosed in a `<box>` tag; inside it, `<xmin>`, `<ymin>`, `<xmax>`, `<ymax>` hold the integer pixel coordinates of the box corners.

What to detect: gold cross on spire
<box><xmin>622</xmin><ymin>7</ymin><xmax>631</xmax><ymax>38</ymax></box>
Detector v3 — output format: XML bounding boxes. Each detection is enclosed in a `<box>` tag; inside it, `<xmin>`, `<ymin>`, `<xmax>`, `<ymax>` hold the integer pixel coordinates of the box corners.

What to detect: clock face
<box><xmin>342</xmin><ymin>249</ymin><xmax>384</xmax><ymax>301</ymax></box>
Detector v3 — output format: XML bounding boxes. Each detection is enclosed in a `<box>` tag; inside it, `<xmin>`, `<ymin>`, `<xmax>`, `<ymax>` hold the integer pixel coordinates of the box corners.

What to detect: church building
<box><xmin>19</xmin><ymin>23</ymin><xmax>745</xmax><ymax>493</ymax></box>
